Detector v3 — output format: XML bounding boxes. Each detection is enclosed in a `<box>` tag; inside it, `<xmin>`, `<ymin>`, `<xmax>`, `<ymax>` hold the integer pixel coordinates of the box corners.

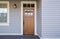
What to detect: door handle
<box><xmin>23</xmin><ymin>20</ymin><xmax>24</xmax><ymax>25</ymax></box>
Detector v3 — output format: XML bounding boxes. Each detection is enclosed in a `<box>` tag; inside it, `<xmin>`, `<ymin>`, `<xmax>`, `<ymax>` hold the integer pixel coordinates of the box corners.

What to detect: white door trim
<box><xmin>21</xmin><ymin>1</ymin><xmax>37</xmax><ymax>35</ymax></box>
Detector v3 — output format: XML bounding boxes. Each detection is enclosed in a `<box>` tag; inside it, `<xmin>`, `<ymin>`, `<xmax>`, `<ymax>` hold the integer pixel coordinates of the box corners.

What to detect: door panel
<box><xmin>23</xmin><ymin>5</ymin><xmax>34</xmax><ymax>35</ymax></box>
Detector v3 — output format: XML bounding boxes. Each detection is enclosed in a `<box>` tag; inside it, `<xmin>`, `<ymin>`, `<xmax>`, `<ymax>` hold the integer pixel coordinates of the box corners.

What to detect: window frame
<box><xmin>0</xmin><ymin>1</ymin><xmax>9</xmax><ymax>26</ymax></box>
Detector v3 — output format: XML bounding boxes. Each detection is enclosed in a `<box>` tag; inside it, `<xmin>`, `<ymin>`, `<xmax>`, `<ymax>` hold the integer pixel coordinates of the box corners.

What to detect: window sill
<box><xmin>0</xmin><ymin>23</ymin><xmax>9</xmax><ymax>26</ymax></box>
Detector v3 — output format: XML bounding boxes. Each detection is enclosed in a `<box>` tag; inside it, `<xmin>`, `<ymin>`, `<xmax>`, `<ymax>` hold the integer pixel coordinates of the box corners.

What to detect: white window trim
<box><xmin>0</xmin><ymin>1</ymin><xmax>9</xmax><ymax>26</ymax></box>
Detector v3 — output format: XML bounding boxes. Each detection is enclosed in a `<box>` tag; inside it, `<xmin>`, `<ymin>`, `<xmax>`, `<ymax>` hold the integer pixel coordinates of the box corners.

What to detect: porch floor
<box><xmin>0</xmin><ymin>35</ymin><xmax>40</xmax><ymax>39</ymax></box>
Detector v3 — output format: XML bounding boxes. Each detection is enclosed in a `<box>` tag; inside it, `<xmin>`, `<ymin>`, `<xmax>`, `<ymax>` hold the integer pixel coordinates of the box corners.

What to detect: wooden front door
<box><xmin>23</xmin><ymin>3</ymin><xmax>35</xmax><ymax>35</ymax></box>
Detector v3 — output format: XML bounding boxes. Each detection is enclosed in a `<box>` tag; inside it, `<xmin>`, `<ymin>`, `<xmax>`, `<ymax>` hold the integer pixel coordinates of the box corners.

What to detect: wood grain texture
<box><xmin>23</xmin><ymin>7</ymin><xmax>34</xmax><ymax>35</ymax></box>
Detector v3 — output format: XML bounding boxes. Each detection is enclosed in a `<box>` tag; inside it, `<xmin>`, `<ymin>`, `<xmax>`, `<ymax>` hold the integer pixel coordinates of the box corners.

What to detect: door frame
<box><xmin>21</xmin><ymin>1</ymin><xmax>37</xmax><ymax>35</ymax></box>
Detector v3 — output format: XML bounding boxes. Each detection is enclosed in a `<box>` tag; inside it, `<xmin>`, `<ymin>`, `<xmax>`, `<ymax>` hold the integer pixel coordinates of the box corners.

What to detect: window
<box><xmin>23</xmin><ymin>4</ymin><xmax>34</xmax><ymax>8</ymax></box>
<box><xmin>0</xmin><ymin>1</ymin><xmax>9</xmax><ymax>25</ymax></box>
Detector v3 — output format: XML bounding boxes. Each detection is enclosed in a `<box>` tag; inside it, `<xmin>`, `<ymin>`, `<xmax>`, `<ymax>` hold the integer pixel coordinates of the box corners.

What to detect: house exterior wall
<box><xmin>37</xmin><ymin>0</ymin><xmax>60</xmax><ymax>38</ymax></box>
<box><xmin>41</xmin><ymin>0</ymin><xmax>60</xmax><ymax>38</ymax></box>
<box><xmin>0</xmin><ymin>1</ymin><xmax>21</xmax><ymax>34</ymax></box>
<box><xmin>37</xmin><ymin>0</ymin><xmax>42</xmax><ymax>37</ymax></box>
<box><xmin>0</xmin><ymin>0</ymin><xmax>37</xmax><ymax>35</ymax></box>
<box><xmin>0</xmin><ymin>0</ymin><xmax>60</xmax><ymax>38</ymax></box>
